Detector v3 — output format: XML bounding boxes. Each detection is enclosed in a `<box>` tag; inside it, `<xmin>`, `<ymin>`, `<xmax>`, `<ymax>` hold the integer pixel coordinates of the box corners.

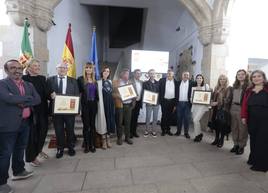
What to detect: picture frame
<box><xmin>53</xmin><ymin>95</ymin><xmax>80</xmax><ymax>114</ymax></box>
<box><xmin>192</xmin><ymin>90</ymin><xmax>212</xmax><ymax>105</ymax></box>
<box><xmin>118</xmin><ymin>84</ymin><xmax>137</xmax><ymax>101</ymax></box>
<box><xmin>143</xmin><ymin>90</ymin><xmax>159</xmax><ymax>105</ymax></box>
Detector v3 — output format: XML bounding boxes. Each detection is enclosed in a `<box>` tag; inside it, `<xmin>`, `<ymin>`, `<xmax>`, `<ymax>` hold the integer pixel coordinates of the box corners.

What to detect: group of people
<box><xmin>0</xmin><ymin>58</ymin><xmax>268</xmax><ymax>193</ymax></box>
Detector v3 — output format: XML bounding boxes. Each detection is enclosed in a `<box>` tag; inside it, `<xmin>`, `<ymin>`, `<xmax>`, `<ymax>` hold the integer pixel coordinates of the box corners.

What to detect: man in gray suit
<box><xmin>47</xmin><ymin>62</ymin><xmax>79</xmax><ymax>159</ymax></box>
<box><xmin>0</xmin><ymin>59</ymin><xmax>41</xmax><ymax>193</ymax></box>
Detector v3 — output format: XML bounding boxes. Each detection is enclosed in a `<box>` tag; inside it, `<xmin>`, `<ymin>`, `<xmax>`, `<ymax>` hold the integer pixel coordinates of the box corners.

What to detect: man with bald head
<box><xmin>0</xmin><ymin>59</ymin><xmax>40</xmax><ymax>193</ymax></box>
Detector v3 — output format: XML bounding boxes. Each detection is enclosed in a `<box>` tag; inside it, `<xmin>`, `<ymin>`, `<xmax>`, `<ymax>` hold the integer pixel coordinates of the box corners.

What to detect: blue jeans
<box><xmin>145</xmin><ymin>104</ymin><xmax>159</xmax><ymax>133</ymax></box>
<box><xmin>176</xmin><ymin>102</ymin><xmax>191</xmax><ymax>134</ymax></box>
<box><xmin>0</xmin><ymin>119</ymin><xmax>30</xmax><ymax>185</ymax></box>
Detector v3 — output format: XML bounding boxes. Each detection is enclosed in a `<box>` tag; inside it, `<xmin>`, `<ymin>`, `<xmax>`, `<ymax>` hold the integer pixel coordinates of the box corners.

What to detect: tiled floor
<box><xmin>8</xmin><ymin>126</ymin><xmax>268</xmax><ymax>193</ymax></box>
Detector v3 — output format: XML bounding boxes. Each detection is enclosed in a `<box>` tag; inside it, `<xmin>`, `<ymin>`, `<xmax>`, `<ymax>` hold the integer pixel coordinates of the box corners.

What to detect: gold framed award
<box><xmin>53</xmin><ymin>95</ymin><xmax>80</xmax><ymax>114</ymax></box>
<box><xmin>192</xmin><ymin>90</ymin><xmax>212</xmax><ymax>105</ymax></box>
<box><xmin>143</xmin><ymin>90</ymin><xmax>159</xmax><ymax>105</ymax></box>
<box><xmin>118</xmin><ymin>84</ymin><xmax>137</xmax><ymax>101</ymax></box>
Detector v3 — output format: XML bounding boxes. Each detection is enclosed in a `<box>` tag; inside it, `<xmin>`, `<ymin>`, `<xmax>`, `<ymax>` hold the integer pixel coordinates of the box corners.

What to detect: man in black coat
<box><xmin>159</xmin><ymin>69</ymin><xmax>177</xmax><ymax>136</ymax></box>
<box><xmin>47</xmin><ymin>62</ymin><xmax>79</xmax><ymax>159</ymax></box>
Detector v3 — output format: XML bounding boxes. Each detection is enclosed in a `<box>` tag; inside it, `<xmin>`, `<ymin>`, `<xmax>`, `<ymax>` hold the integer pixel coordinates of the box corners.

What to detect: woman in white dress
<box><xmin>191</xmin><ymin>74</ymin><xmax>210</xmax><ymax>142</ymax></box>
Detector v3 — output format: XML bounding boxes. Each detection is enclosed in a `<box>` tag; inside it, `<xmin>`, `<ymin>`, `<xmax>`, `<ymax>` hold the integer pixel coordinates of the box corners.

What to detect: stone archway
<box><xmin>178</xmin><ymin>0</ymin><xmax>235</xmax><ymax>87</ymax></box>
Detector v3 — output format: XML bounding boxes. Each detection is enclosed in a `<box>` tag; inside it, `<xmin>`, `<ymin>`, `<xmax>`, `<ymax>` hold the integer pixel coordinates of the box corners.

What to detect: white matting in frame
<box><xmin>143</xmin><ymin>90</ymin><xmax>159</xmax><ymax>105</ymax></box>
<box><xmin>53</xmin><ymin>95</ymin><xmax>80</xmax><ymax>114</ymax></box>
<box><xmin>192</xmin><ymin>90</ymin><xmax>212</xmax><ymax>105</ymax></box>
<box><xmin>118</xmin><ymin>84</ymin><xmax>137</xmax><ymax>101</ymax></box>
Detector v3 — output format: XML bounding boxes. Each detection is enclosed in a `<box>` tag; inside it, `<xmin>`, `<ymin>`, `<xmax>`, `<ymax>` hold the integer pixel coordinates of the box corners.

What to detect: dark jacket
<box><xmin>0</xmin><ymin>78</ymin><xmax>41</xmax><ymax>132</ymax></box>
<box><xmin>159</xmin><ymin>77</ymin><xmax>178</xmax><ymax>104</ymax></box>
<box><xmin>175</xmin><ymin>80</ymin><xmax>194</xmax><ymax>103</ymax></box>
<box><xmin>77</xmin><ymin>76</ymin><xmax>98</xmax><ymax>105</ymax></box>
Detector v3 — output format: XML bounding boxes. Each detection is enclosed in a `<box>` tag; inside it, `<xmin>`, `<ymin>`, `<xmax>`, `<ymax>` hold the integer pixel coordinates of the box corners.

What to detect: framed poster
<box><xmin>53</xmin><ymin>95</ymin><xmax>80</xmax><ymax>114</ymax></box>
<box><xmin>192</xmin><ymin>90</ymin><xmax>212</xmax><ymax>105</ymax></box>
<box><xmin>143</xmin><ymin>90</ymin><xmax>159</xmax><ymax>105</ymax></box>
<box><xmin>118</xmin><ymin>84</ymin><xmax>137</xmax><ymax>101</ymax></box>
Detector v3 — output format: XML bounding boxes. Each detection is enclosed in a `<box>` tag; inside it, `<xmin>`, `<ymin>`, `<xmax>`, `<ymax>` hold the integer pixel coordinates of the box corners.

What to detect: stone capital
<box><xmin>5</xmin><ymin>0</ymin><xmax>62</xmax><ymax>32</ymax></box>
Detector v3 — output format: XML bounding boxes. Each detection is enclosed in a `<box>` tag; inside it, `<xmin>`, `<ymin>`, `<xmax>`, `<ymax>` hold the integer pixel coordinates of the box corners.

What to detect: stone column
<box><xmin>1</xmin><ymin>0</ymin><xmax>61</xmax><ymax>76</ymax></box>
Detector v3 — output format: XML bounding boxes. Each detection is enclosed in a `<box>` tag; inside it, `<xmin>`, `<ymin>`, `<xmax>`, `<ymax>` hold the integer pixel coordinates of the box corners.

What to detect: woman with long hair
<box><xmin>191</xmin><ymin>74</ymin><xmax>210</xmax><ymax>142</ymax></box>
<box><xmin>210</xmin><ymin>74</ymin><xmax>232</xmax><ymax>148</ymax></box>
<box><xmin>96</xmin><ymin>66</ymin><xmax>115</xmax><ymax>149</ymax></box>
<box><xmin>22</xmin><ymin>58</ymin><xmax>49</xmax><ymax>166</ymax></box>
<box><xmin>77</xmin><ymin>62</ymin><xmax>98</xmax><ymax>153</ymax></box>
<box><xmin>229</xmin><ymin>69</ymin><xmax>249</xmax><ymax>155</ymax></box>
<box><xmin>241</xmin><ymin>70</ymin><xmax>268</xmax><ymax>172</ymax></box>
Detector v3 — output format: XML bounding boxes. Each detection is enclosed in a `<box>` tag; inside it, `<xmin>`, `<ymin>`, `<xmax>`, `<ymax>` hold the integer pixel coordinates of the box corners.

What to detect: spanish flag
<box><xmin>62</xmin><ymin>23</ymin><xmax>76</xmax><ymax>78</ymax></box>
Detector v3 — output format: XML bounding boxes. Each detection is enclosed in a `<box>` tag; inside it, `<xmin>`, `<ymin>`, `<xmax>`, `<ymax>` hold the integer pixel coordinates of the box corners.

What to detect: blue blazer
<box><xmin>0</xmin><ymin>78</ymin><xmax>41</xmax><ymax>132</ymax></box>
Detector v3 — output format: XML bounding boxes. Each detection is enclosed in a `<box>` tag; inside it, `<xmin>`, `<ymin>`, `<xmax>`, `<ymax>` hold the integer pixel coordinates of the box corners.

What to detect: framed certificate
<box><xmin>53</xmin><ymin>95</ymin><xmax>80</xmax><ymax>114</ymax></box>
<box><xmin>192</xmin><ymin>90</ymin><xmax>212</xmax><ymax>105</ymax></box>
<box><xmin>118</xmin><ymin>84</ymin><xmax>137</xmax><ymax>101</ymax></box>
<box><xmin>143</xmin><ymin>90</ymin><xmax>159</xmax><ymax>105</ymax></box>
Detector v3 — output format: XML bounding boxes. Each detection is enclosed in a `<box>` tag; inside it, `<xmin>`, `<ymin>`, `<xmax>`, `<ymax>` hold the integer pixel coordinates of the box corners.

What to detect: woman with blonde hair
<box><xmin>77</xmin><ymin>62</ymin><xmax>98</xmax><ymax>153</ymax></box>
<box><xmin>210</xmin><ymin>74</ymin><xmax>232</xmax><ymax>148</ymax></box>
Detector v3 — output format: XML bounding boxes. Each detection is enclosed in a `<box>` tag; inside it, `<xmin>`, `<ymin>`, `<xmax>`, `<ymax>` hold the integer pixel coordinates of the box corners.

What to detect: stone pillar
<box><xmin>1</xmin><ymin>0</ymin><xmax>61</xmax><ymax>76</ymax></box>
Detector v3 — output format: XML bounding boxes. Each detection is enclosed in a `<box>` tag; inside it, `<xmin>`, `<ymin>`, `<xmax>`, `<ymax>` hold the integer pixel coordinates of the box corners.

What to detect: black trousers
<box><xmin>130</xmin><ymin>100</ymin><xmax>142</xmax><ymax>135</ymax></box>
<box><xmin>161</xmin><ymin>98</ymin><xmax>176</xmax><ymax>132</ymax></box>
<box><xmin>81</xmin><ymin>100</ymin><xmax>97</xmax><ymax>148</ymax></box>
<box><xmin>26</xmin><ymin>112</ymin><xmax>48</xmax><ymax>162</ymax></box>
<box><xmin>53</xmin><ymin>115</ymin><xmax>75</xmax><ymax>150</ymax></box>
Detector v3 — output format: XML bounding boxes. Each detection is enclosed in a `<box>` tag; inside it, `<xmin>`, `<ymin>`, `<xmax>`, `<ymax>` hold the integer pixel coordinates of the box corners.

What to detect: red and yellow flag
<box><xmin>62</xmin><ymin>23</ymin><xmax>76</xmax><ymax>78</ymax></box>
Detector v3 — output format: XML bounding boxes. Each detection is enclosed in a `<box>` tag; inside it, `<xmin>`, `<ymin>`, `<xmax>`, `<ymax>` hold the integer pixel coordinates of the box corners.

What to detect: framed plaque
<box><xmin>143</xmin><ymin>90</ymin><xmax>159</xmax><ymax>105</ymax></box>
<box><xmin>192</xmin><ymin>90</ymin><xmax>212</xmax><ymax>105</ymax></box>
<box><xmin>53</xmin><ymin>95</ymin><xmax>80</xmax><ymax>114</ymax></box>
<box><xmin>118</xmin><ymin>84</ymin><xmax>137</xmax><ymax>101</ymax></box>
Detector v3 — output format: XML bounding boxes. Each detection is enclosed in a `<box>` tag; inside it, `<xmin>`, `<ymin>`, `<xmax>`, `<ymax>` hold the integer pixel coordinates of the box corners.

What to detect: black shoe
<box><xmin>230</xmin><ymin>145</ymin><xmax>239</xmax><ymax>153</ymax></box>
<box><xmin>133</xmin><ymin>133</ymin><xmax>140</xmax><ymax>138</ymax></box>
<box><xmin>56</xmin><ymin>149</ymin><xmax>64</xmax><ymax>159</ymax></box>
<box><xmin>166</xmin><ymin>131</ymin><xmax>173</xmax><ymax>136</ymax></box>
<box><xmin>125</xmin><ymin>138</ymin><xmax>133</xmax><ymax>145</ymax></box>
<box><xmin>117</xmin><ymin>138</ymin><xmax>123</xmax><ymax>145</ymax></box>
<box><xmin>184</xmin><ymin>133</ymin><xmax>190</xmax><ymax>139</ymax></box>
<box><xmin>68</xmin><ymin>148</ymin><xmax>76</xmax><ymax>156</ymax></box>
<box><xmin>161</xmin><ymin>131</ymin><xmax>166</xmax><ymax>136</ymax></box>
<box><xmin>89</xmin><ymin>147</ymin><xmax>96</xmax><ymax>153</ymax></box>
<box><xmin>236</xmin><ymin>147</ymin><xmax>244</xmax><ymax>155</ymax></box>
<box><xmin>250</xmin><ymin>166</ymin><xmax>267</xmax><ymax>172</ymax></box>
<box><xmin>211</xmin><ymin>139</ymin><xmax>218</xmax><ymax>145</ymax></box>
<box><xmin>174</xmin><ymin>132</ymin><xmax>181</xmax><ymax>136</ymax></box>
<box><xmin>194</xmin><ymin>134</ymin><xmax>203</xmax><ymax>142</ymax></box>
<box><xmin>84</xmin><ymin>146</ymin><xmax>90</xmax><ymax>153</ymax></box>
<box><xmin>130</xmin><ymin>134</ymin><xmax>133</xmax><ymax>139</ymax></box>
<box><xmin>217</xmin><ymin>139</ymin><xmax>224</xmax><ymax>148</ymax></box>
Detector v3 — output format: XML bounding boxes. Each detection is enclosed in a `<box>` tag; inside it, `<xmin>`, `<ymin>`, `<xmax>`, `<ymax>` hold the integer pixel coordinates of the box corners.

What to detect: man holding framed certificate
<box><xmin>47</xmin><ymin>62</ymin><xmax>79</xmax><ymax>159</ymax></box>
<box><xmin>113</xmin><ymin>68</ymin><xmax>136</xmax><ymax>145</ymax></box>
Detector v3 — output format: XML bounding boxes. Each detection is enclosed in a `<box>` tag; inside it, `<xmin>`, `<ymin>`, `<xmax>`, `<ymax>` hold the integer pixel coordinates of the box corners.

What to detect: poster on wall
<box><xmin>131</xmin><ymin>50</ymin><xmax>169</xmax><ymax>73</ymax></box>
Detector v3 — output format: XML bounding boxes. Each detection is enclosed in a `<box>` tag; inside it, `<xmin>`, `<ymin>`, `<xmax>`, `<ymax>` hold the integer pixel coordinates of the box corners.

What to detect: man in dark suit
<box><xmin>159</xmin><ymin>68</ymin><xmax>177</xmax><ymax>136</ymax></box>
<box><xmin>130</xmin><ymin>69</ymin><xmax>143</xmax><ymax>138</ymax></box>
<box><xmin>175</xmin><ymin>71</ymin><xmax>193</xmax><ymax>138</ymax></box>
<box><xmin>47</xmin><ymin>62</ymin><xmax>79</xmax><ymax>159</ymax></box>
<box><xmin>0</xmin><ymin>59</ymin><xmax>40</xmax><ymax>193</ymax></box>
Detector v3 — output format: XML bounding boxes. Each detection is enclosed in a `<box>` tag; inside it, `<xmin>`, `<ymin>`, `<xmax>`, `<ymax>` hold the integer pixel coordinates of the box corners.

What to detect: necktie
<box><xmin>59</xmin><ymin>77</ymin><xmax>63</xmax><ymax>94</ymax></box>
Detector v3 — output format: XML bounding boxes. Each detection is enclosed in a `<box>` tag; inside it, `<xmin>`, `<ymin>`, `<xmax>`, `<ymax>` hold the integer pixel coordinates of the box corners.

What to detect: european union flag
<box><xmin>90</xmin><ymin>27</ymin><xmax>100</xmax><ymax>80</ymax></box>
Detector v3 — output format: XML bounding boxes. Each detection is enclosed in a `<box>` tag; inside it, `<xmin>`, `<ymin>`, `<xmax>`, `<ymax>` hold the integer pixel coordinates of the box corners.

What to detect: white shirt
<box><xmin>179</xmin><ymin>80</ymin><xmax>189</xmax><ymax>101</ymax></box>
<box><xmin>164</xmin><ymin>79</ymin><xmax>175</xmax><ymax>99</ymax></box>
<box><xmin>134</xmin><ymin>79</ymin><xmax>142</xmax><ymax>101</ymax></box>
<box><xmin>57</xmin><ymin>75</ymin><xmax>67</xmax><ymax>94</ymax></box>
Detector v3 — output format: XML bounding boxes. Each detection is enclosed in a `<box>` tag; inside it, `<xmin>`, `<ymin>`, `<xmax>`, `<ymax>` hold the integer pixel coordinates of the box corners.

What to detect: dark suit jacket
<box><xmin>0</xmin><ymin>78</ymin><xmax>41</xmax><ymax>132</ymax></box>
<box><xmin>159</xmin><ymin>78</ymin><xmax>178</xmax><ymax>104</ymax></box>
<box><xmin>47</xmin><ymin>75</ymin><xmax>79</xmax><ymax>114</ymax></box>
<box><xmin>175</xmin><ymin>80</ymin><xmax>194</xmax><ymax>103</ymax></box>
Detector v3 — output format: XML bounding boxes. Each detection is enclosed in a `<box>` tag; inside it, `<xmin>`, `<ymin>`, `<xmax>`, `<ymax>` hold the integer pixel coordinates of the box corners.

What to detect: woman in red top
<box><xmin>241</xmin><ymin>70</ymin><xmax>268</xmax><ymax>172</ymax></box>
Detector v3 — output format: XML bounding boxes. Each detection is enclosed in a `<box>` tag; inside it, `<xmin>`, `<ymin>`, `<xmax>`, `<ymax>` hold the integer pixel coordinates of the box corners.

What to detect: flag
<box><xmin>19</xmin><ymin>18</ymin><xmax>33</xmax><ymax>67</ymax></box>
<box><xmin>62</xmin><ymin>23</ymin><xmax>76</xmax><ymax>78</ymax></box>
<box><xmin>90</xmin><ymin>27</ymin><xmax>100</xmax><ymax>80</ymax></box>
